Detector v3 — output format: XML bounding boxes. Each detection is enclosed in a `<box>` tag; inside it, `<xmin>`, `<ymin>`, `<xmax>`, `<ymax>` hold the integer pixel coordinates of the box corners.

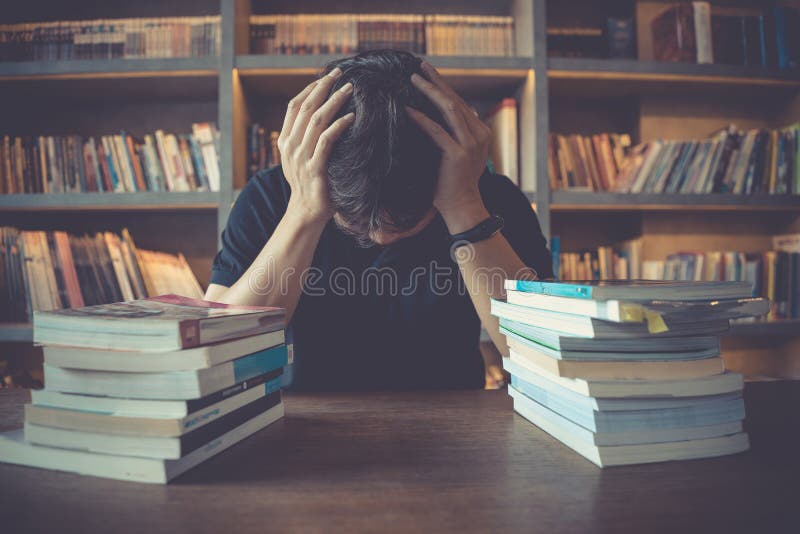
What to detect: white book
<box><xmin>43</xmin><ymin>329</ymin><xmax>284</xmax><ymax>372</ymax></box>
<box><xmin>191</xmin><ymin>123</ymin><xmax>220</xmax><ymax>192</ymax></box>
<box><xmin>33</xmin><ymin>295</ymin><xmax>285</xmax><ymax>352</ymax></box>
<box><xmin>509</xmin><ymin>386</ymin><xmax>748</xmax><ymax>466</ymax></box>
<box><xmin>26</xmin><ymin>374</ymin><xmax>282</xmax><ymax>437</ymax></box>
<box><xmin>492</xmin><ymin>300</ymin><xmax>730</xmax><ymax>339</ymax></box>
<box><xmin>43</xmin><ymin>344</ymin><xmax>288</xmax><ymax>400</ymax></box>
<box><xmin>498</xmin><ymin>318</ymin><xmax>721</xmax><ymax>353</ymax></box>
<box><xmin>25</xmin><ymin>391</ymin><xmax>280</xmax><ymax>459</ymax></box>
<box><xmin>0</xmin><ymin>403</ymin><xmax>283</xmax><ymax>484</ymax></box>
<box><xmin>505</xmin><ymin>356</ymin><xmax>744</xmax><ymax>399</ymax></box>
<box><xmin>502</xmin><ymin>357</ymin><xmax>740</xmax><ymax>411</ymax></box>
<box><xmin>510</xmin><ymin>372</ymin><xmax>745</xmax><ymax>434</ymax></box>
<box><xmin>504</xmin><ymin>287</ymin><xmax>768</xmax><ymax>324</ymax></box>
<box><xmin>154</xmin><ymin>129</ymin><xmax>177</xmax><ymax>190</ymax></box>
<box><xmin>502</xmin><ymin>328</ymin><xmax>720</xmax><ymax>362</ymax></box>
<box><xmin>693</xmin><ymin>2</ymin><xmax>713</xmax><ymax>64</ymax></box>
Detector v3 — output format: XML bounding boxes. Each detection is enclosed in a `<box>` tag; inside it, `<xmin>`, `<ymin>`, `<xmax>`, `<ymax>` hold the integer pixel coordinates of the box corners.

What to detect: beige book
<box><xmin>103</xmin><ymin>232</ymin><xmax>135</xmax><ymax>301</ymax></box>
<box><xmin>508</xmin><ymin>338</ymin><xmax>725</xmax><ymax>381</ymax></box>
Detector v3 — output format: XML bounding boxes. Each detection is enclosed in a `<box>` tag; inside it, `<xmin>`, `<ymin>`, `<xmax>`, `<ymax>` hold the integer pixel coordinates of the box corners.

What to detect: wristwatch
<box><xmin>449</xmin><ymin>214</ymin><xmax>505</xmax><ymax>247</ymax></box>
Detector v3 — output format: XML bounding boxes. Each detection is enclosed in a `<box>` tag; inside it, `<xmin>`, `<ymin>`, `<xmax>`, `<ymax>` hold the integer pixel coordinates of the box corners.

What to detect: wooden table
<box><xmin>1</xmin><ymin>383</ymin><xmax>799</xmax><ymax>533</ymax></box>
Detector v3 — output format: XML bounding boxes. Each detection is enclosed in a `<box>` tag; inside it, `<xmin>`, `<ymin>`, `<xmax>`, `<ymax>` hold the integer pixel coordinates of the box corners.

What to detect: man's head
<box><xmin>320</xmin><ymin>50</ymin><xmax>446</xmax><ymax>246</ymax></box>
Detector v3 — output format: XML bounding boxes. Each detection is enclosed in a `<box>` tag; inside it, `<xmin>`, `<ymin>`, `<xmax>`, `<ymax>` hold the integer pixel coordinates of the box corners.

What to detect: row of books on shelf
<box><xmin>249</xmin><ymin>14</ymin><xmax>515</xmax><ymax>57</ymax></box>
<box><xmin>0</xmin><ymin>226</ymin><xmax>203</xmax><ymax>324</ymax></box>
<box><xmin>0</xmin><ymin>17</ymin><xmax>221</xmax><ymax>62</ymax></box>
<box><xmin>652</xmin><ymin>2</ymin><xmax>799</xmax><ymax>69</ymax></box>
<box><xmin>0</xmin><ymin>296</ymin><xmax>288</xmax><ymax>483</ymax></box>
<box><xmin>550</xmin><ymin>124</ymin><xmax>800</xmax><ymax>195</ymax></box>
<box><xmin>0</xmin><ymin>124</ymin><xmax>220</xmax><ymax>195</ymax></box>
<box><xmin>553</xmin><ymin>234</ymin><xmax>800</xmax><ymax>320</ymax></box>
<box><xmin>247</xmin><ymin>124</ymin><xmax>280</xmax><ymax>178</ymax></box>
<box><xmin>548</xmin><ymin>16</ymin><xmax>636</xmax><ymax>60</ymax></box>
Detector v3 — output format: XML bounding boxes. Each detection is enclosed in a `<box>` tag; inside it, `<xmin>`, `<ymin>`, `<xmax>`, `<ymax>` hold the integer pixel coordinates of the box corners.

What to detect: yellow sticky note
<box><xmin>645</xmin><ymin>310</ymin><xmax>669</xmax><ymax>334</ymax></box>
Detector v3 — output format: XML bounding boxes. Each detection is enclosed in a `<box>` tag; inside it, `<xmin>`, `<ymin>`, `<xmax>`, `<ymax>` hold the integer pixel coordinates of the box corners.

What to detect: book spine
<box><xmin>693</xmin><ymin>2</ymin><xmax>713</xmax><ymax>64</ymax></box>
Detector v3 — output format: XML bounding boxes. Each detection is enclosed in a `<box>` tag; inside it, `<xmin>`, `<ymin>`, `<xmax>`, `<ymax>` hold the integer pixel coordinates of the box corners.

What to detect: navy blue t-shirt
<box><xmin>211</xmin><ymin>166</ymin><xmax>552</xmax><ymax>391</ymax></box>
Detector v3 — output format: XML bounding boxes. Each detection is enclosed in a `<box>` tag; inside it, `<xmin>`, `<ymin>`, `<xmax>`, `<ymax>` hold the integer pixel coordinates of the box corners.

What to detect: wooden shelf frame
<box><xmin>0</xmin><ymin>57</ymin><xmax>220</xmax><ymax>80</ymax></box>
<box><xmin>0</xmin><ymin>192</ymin><xmax>220</xmax><ymax>212</ymax></box>
<box><xmin>549</xmin><ymin>192</ymin><xmax>800</xmax><ymax>212</ymax></box>
<box><xmin>0</xmin><ymin>323</ymin><xmax>33</xmax><ymax>343</ymax></box>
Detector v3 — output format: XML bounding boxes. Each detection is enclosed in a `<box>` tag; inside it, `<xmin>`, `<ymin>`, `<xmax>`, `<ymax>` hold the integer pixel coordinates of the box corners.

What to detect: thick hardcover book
<box><xmin>509</xmin><ymin>385</ymin><xmax>749</xmax><ymax>467</ymax></box>
<box><xmin>42</xmin><ymin>343</ymin><xmax>289</xmax><ymax>400</ymax></box>
<box><xmin>33</xmin><ymin>294</ymin><xmax>285</xmax><ymax>351</ymax></box>
<box><xmin>652</xmin><ymin>2</ymin><xmax>697</xmax><ymax>62</ymax></box>
<box><xmin>25</xmin><ymin>391</ymin><xmax>282</xmax><ymax>459</ymax></box>
<box><xmin>504</xmin><ymin>279</ymin><xmax>754</xmax><ymax>301</ymax></box>
<box><xmin>0</xmin><ymin>403</ymin><xmax>282</xmax><ymax>484</ymax></box>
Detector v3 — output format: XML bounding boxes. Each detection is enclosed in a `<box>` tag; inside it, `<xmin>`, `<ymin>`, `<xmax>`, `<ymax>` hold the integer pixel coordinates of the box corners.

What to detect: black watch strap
<box><xmin>449</xmin><ymin>214</ymin><xmax>504</xmax><ymax>247</ymax></box>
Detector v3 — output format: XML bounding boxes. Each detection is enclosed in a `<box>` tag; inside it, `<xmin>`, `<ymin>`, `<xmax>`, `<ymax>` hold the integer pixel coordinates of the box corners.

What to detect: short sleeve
<box><xmin>480</xmin><ymin>172</ymin><xmax>555</xmax><ymax>279</ymax></box>
<box><xmin>210</xmin><ymin>167</ymin><xmax>291</xmax><ymax>287</ymax></box>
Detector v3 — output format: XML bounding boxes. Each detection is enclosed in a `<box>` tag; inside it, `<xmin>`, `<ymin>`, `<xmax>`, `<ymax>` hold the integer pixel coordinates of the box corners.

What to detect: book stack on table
<box><xmin>0</xmin><ymin>295</ymin><xmax>287</xmax><ymax>484</ymax></box>
<box><xmin>492</xmin><ymin>280</ymin><xmax>770</xmax><ymax>467</ymax></box>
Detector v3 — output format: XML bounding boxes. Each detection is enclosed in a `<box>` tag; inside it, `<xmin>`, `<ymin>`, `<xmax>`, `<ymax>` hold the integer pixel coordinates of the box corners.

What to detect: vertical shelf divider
<box><xmin>532</xmin><ymin>0</ymin><xmax>551</xmax><ymax>243</ymax></box>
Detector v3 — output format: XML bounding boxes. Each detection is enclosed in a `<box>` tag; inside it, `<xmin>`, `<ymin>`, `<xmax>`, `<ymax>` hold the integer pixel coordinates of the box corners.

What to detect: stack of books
<box><xmin>492</xmin><ymin>280</ymin><xmax>770</xmax><ymax>467</ymax></box>
<box><xmin>0</xmin><ymin>295</ymin><xmax>288</xmax><ymax>484</ymax></box>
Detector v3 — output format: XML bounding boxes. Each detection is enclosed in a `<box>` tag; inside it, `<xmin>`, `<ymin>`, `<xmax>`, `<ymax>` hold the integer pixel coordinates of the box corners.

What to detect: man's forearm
<box><xmin>208</xmin><ymin>208</ymin><xmax>328</xmax><ymax>323</ymax></box>
<box><xmin>441</xmin><ymin>201</ymin><xmax>537</xmax><ymax>357</ymax></box>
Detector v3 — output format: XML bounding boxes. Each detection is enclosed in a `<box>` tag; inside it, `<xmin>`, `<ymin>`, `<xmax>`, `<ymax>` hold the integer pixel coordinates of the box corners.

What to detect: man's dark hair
<box><xmin>320</xmin><ymin>50</ymin><xmax>446</xmax><ymax>246</ymax></box>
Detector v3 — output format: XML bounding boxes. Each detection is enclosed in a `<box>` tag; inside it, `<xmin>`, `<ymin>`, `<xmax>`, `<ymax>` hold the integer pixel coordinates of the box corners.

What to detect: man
<box><xmin>206</xmin><ymin>50</ymin><xmax>552</xmax><ymax>390</ymax></box>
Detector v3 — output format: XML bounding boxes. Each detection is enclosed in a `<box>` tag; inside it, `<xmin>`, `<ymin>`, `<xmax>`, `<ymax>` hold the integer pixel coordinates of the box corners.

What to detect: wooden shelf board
<box><xmin>548</xmin><ymin>58</ymin><xmax>800</xmax><ymax>97</ymax></box>
<box><xmin>236</xmin><ymin>55</ymin><xmax>532</xmax><ymax>97</ymax></box>
<box><xmin>550</xmin><ymin>192</ymin><xmax>800</xmax><ymax>212</ymax></box>
<box><xmin>0</xmin><ymin>58</ymin><xmax>219</xmax><ymax>80</ymax></box>
<box><xmin>0</xmin><ymin>58</ymin><xmax>220</xmax><ymax>102</ymax></box>
<box><xmin>0</xmin><ymin>323</ymin><xmax>33</xmax><ymax>343</ymax></box>
<box><xmin>728</xmin><ymin>320</ymin><xmax>800</xmax><ymax>337</ymax></box>
<box><xmin>0</xmin><ymin>192</ymin><xmax>220</xmax><ymax>212</ymax></box>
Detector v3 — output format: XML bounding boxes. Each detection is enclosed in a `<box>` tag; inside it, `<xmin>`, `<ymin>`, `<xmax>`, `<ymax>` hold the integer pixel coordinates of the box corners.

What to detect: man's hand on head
<box><xmin>278</xmin><ymin>67</ymin><xmax>355</xmax><ymax>227</ymax></box>
<box><xmin>406</xmin><ymin>61</ymin><xmax>492</xmax><ymax>234</ymax></box>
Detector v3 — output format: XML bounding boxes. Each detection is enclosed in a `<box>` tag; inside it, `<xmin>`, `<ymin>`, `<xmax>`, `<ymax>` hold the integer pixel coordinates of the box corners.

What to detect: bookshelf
<box><xmin>1</xmin><ymin>0</ymin><xmax>799</xmax><ymax>378</ymax></box>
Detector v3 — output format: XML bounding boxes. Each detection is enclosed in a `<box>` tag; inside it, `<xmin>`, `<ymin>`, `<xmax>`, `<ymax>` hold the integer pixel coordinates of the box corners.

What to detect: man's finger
<box><xmin>300</xmin><ymin>82</ymin><xmax>353</xmax><ymax>156</ymax></box>
<box><xmin>289</xmin><ymin>67</ymin><xmax>343</xmax><ymax>147</ymax></box>
<box><xmin>405</xmin><ymin>106</ymin><xmax>458</xmax><ymax>152</ymax></box>
<box><xmin>419</xmin><ymin>62</ymin><xmax>487</xmax><ymax>134</ymax></box>
<box><xmin>410</xmin><ymin>73</ymin><xmax>472</xmax><ymax>146</ymax></box>
<box><xmin>420</xmin><ymin>62</ymin><xmax>458</xmax><ymax>96</ymax></box>
<box><xmin>312</xmin><ymin>112</ymin><xmax>356</xmax><ymax>163</ymax></box>
<box><xmin>279</xmin><ymin>80</ymin><xmax>318</xmax><ymax>148</ymax></box>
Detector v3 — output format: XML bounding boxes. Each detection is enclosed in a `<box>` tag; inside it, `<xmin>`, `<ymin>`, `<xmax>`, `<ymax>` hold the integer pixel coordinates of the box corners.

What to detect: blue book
<box><xmin>508</xmin><ymin>385</ymin><xmax>749</xmax><ymax>466</ymax></box>
<box><xmin>505</xmin><ymin>279</ymin><xmax>754</xmax><ymax>301</ymax></box>
<box><xmin>498</xmin><ymin>317</ymin><xmax>722</xmax><ymax>353</ymax></box>
<box><xmin>510</xmin><ymin>372</ymin><xmax>745</xmax><ymax>435</ymax></box>
<box><xmin>41</xmin><ymin>344</ymin><xmax>289</xmax><ymax>400</ymax></box>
